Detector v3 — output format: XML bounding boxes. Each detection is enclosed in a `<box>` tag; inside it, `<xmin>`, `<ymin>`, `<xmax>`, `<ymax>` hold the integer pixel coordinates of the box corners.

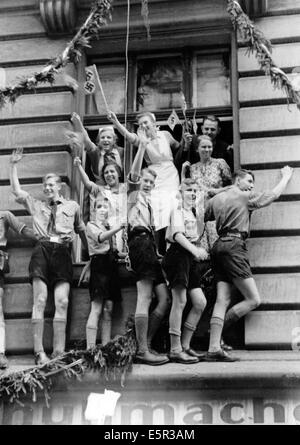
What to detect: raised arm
<box><xmin>272</xmin><ymin>166</ymin><xmax>293</xmax><ymax>198</ymax></box>
<box><xmin>68</xmin><ymin>112</ymin><xmax>96</xmax><ymax>153</ymax></box>
<box><xmin>10</xmin><ymin>148</ymin><xmax>25</xmax><ymax>198</ymax></box>
<box><xmin>107</xmin><ymin>111</ymin><xmax>137</xmax><ymax>145</ymax></box>
<box><xmin>174</xmin><ymin>132</ymin><xmax>192</xmax><ymax>168</ymax></box>
<box><xmin>249</xmin><ymin>166</ymin><xmax>294</xmax><ymax>210</ymax></box>
<box><xmin>73</xmin><ymin>157</ymin><xmax>94</xmax><ymax>192</ymax></box>
<box><xmin>129</xmin><ymin>129</ymin><xmax>147</xmax><ymax>182</ymax></box>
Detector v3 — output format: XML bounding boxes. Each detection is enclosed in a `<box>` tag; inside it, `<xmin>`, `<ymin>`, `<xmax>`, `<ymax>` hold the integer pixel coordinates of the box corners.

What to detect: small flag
<box><xmin>84</xmin><ymin>65</ymin><xmax>110</xmax><ymax>114</ymax></box>
<box><xmin>84</xmin><ymin>66</ymin><xmax>96</xmax><ymax>95</ymax></box>
<box><xmin>167</xmin><ymin>109</ymin><xmax>181</xmax><ymax>131</ymax></box>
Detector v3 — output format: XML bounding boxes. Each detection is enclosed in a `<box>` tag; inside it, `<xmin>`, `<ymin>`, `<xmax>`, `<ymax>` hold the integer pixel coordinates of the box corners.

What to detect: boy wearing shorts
<box><xmin>163</xmin><ymin>179</ymin><xmax>210</xmax><ymax>363</ymax></box>
<box><xmin>85</xmin><ymin>196</ymin><xmax>125</xmax><ymax>348</ymax></box>
<box><xmin>10</xmin><ymin>148</ymin><xmax>88</xmax><ymax>365</ymax></box>
<box><xmin>204</xmin><ymin>166</ymin><xmax>293</xmax><ymax>361</ymax></box>
<box><xmin>127</xmin><ymin>134</ymin><xmax>170</xmax><ymax>365</ymax></box>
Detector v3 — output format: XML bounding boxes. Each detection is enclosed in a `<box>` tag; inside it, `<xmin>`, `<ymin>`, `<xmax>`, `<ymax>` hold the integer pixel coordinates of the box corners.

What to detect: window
<box><xmin>136</xmin><ymin>56</ymin><xmax>184</xmax><ymax>111</ymax></box>
<box><xmin>193</xmin><ymin>53</ymin><xmax>231</xmax><ymax>108</ymax></box>
<box><xmin>85</xmin><ymin>63</ymin><xmax>126</xmax><ymax>115</ymax></box>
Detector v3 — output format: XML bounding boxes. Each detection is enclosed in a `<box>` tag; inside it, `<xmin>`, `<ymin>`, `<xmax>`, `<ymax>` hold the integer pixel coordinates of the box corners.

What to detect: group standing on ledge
<box><xmin>0</xmin><ymin>110</ymin><xmax>293</xmax><ymax>370</ymax></box>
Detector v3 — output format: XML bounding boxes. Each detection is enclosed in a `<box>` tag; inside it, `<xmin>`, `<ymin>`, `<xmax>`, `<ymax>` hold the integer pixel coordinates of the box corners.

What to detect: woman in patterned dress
<box><xmin>181</xmin><ymin>134</ymin><xmax>232</xmax><ymax>243</ymax></box>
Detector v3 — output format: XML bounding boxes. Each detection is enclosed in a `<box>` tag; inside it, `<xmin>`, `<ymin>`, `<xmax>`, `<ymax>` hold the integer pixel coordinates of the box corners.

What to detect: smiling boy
<box><xmin>10</xmin><ymin>148</ymin><xmax>88</xmax><ymax>365</ymax></box>
<box><xmin>127</xmin><ymin>134</ymin><xmax>171</xmax><ymax>365</ymax></box>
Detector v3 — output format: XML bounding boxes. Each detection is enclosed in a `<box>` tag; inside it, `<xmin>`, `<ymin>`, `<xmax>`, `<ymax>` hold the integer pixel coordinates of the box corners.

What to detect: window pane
<box><xmin>85</xmin><ymin>64</ymin><xmax>125</xmax><ymax>115</ymax></box>
<box><xmin>193</xmin><ymin>54</ymin><xmax>231</xmax><ymax>108</ymax></box>
<box><xmin>137</xmin><ymin>57</ymin><xmax>183</xmax><ymax>111</ymax></box>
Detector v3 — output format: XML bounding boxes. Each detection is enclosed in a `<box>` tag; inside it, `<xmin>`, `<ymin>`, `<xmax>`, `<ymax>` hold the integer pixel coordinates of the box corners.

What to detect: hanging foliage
<box><xmin>227</xmin><ymin>0</ymin><xmax>300</xmax><ymax>109</ymax></box>
<box><xmin>141</xmin><ymin>0</ymin><xmax>151</xmax><ymax>41</ymax></box>
<box><xmin>0</xmin><ymin>0</ymin><xmax>114</xmax><ymax>110</ymax></box>
<box><xmin>0</xmin><ymin>318</ymin><xmax>137</xmax><ymax>407</ymax></box>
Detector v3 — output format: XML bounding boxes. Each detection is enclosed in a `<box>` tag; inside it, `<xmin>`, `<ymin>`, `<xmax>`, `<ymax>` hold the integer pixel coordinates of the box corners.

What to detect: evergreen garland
<box><xmin>227</xmin><ymin>0</ymin><xmax>300</xmax><ymax>108</ymax></box>
<box><xmin>0</xmin><ymin>0</ymin><xmax>114</xmax><ymax>109</ymax></box>
<box><xmin>0</xmin><ymin>318</ymin><xmax>137</xmax><ymax>407</ymax></box>
<box><xmin>141</xmin><ymin>0</ymin><xmax>151</xmax><ymax>42</ymax></box>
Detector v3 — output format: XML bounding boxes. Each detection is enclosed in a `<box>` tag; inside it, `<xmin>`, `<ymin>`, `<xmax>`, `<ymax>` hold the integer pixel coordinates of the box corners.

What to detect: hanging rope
<box><xmin>122</xmin><ymin>0</ymin><xmax>132</xmax><ymax>272</ymax></box>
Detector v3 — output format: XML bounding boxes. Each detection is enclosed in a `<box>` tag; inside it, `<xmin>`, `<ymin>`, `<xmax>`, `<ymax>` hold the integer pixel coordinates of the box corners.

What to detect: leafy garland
<box><xmin>0</xmin><ymin>0</ymin><xmax>114</xmax><ymax>109</ymax></box>
<box><xmin>227</xmin><ymin>0</ymin><xmax>300</xmax><ymax>109</ymax></box>
<box><xmin>0</xmin><ymin>318</ymin><xmax>137</xmax><ymax>407</ymax></box>
<box><xmin>141</xmin><ymin>0</ymin><xmax>151</xmax><ymax>42</ymax></box>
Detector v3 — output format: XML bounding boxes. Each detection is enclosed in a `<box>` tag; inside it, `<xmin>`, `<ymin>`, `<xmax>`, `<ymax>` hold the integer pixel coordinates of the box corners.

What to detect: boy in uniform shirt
<box><xmin>127</xmin><ymin>132</ymin><xmax>170</xmax><ymax>366</ymax></box>
<box><xmin>204</xmin><ymin>166</ymin><xmax>293</xmax><ymax>361</ymax></box>
<box><xmin>163</xmin><ymin>179</ymin><xmax>210</xmax><ymax>363</ymax></box>
<box><xmin>85</xmin><ymin>197</ymin><xmax>125</xmax><ymax>348</ymax></box>
<box><xmin>10</xmin><ymin>148</ymin><xmax>88</xmax><ymax>365</ymax></box>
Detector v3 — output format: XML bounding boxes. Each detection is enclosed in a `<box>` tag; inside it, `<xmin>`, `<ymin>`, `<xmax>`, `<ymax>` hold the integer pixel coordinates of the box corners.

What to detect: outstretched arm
<box><xmin>10</xmin><ymin>148</ymin><xmax>25</xmax><ymax>198</ymax></box>
<box><xmin>107</xmin><ymin>111</ymin><xmax>137</xmax><ymax>145</ymax></box>
<box><xmin>249</xmin><ymin>166</ymin><xmax>294</xmax><ymax>209</ymax></box>
<box><xmin>98</xmin><ymin>223</ymin><xmax>126</xmax><ymax>243</ymax></box>
<box><xmin>272</xmin><ymin>166</ymin><xmax>293</xmax><ymax>198</ymax></box>
<box><xmin>73</xmin><ymin>157</ymin><xmax>94</xmax><ymax>192</ymax></box>
<box><xmin>68</xmin><ymin>113</ymin><xmax>96</xmax><ymax>153</ymax></box>
<box><xmin>128</xmin><ymin>129</ymin><xmax>147</xmax><ymax>182</ymax></box>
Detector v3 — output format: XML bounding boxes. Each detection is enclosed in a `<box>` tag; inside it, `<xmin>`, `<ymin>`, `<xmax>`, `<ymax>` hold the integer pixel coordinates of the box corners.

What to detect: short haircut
<box><xmin>202</xmin><ymin>114</ymin><xmax>221</xmax><ymax>127</ymax></box>
<box><xmin>196</xmin><ymin>134</ymin><xmax>213</xmax><ymax>146</ymax></box>
<box><xmin>233</xmin><ymin>169</ymin><xmax>255</xmax><ymax>182</ymax></box>
<box><xmin>180</xmin><ymin>178</ymin><xmax>198</xmax><ymax>191</ymax></box>
<box><xmin>96</xmin><ymin>126</ymin><xmax>117</xmax><ymax>145</ymax></box>
<box><xmin>101</xmin><ymin>161</ymin><xmax>122</xmax><ymax>182</ymax></box>
<box><xmin>94</xmin><ymin>196</ymin><xmax>110</xmax><ymax>209</ymax></box>
<box><xmin>43</xmin><ymin>173</ymin><xmax>62</xmax><ymax>184</ymax></box>
<box><xmin>137</xmin><ymin>112</ymin><xmax>156</xmax><ymax>123</ymax></box>
<box><xmin>141</xmin><ymin>167</ymin><xmax>157</xmax><ymax>180</ymax></box>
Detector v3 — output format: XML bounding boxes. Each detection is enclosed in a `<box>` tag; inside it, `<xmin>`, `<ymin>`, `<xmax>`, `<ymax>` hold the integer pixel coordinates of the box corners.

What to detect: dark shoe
<box><xmin>169</xmin><ymin>350</ymin><xmax>199</xmax><ymax>364</ymax></box>
<box><xmin>135</xmin><ymin>350</ymin><xmax>169</xmax><ymax>366</ymax></box>
<box><xmin>183</xmin><ymin>348</ymin><xmax>205</xmax><ymax>359</ymax></box>
<box><xmin>35</xmin><ymin>351</ymin><xmax>50</xmax><ymax>366</ymax></box>
<box><xmin>0</xmin><ymin>353</ymin><xmax>8</xmax><ymax>369</ymax></box>
<box><xmin>204</xmin><ymin>349</ymin><xmax>239</xmax><ymax>362</ymax></box>
<box><xmin>221</xmin><ymin>339</ymin><xmax>233</xmax><ymax>351</ymax></box>
<box><xmin>149</xmin><ymin>348</ymin><xmax>165</xmax><ymax>356</ymax></box>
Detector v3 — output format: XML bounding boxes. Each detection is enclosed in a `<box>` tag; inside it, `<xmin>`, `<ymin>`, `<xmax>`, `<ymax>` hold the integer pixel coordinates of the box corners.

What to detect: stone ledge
<box><xmin>2</xmin><ymin>351</ymin><xmax>300</xmax><ymax>392</ymax></box>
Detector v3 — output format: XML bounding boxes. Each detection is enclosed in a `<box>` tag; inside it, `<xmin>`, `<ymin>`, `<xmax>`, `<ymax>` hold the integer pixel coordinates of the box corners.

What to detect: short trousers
<box><xmin>89</xmin><ymin>252</ymin><xmax>121</xmax><ymax>302</ymax></box>
<box><xmin>29</xmin><ymin>241</ymin><xmax>73</xmax><ymax>288</ymax></box>
<box><xmin>162</xmin><ymin>243</ymin><xmax>211</xmax><ymax>290</ymax></box>
<box><xmin>128</xmin><ymin>230</ymin><xmax>165</xmax><ymax>285</ymax></box>
<box><xmin>211</xmin><ymin>237</ymin><xmax>252</xmax><ymax>283</ymax></box>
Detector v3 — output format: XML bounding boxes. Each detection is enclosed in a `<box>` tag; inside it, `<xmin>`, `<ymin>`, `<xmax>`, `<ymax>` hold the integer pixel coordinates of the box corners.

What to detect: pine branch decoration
<box><xmin>141</xmin><ymin>0</ymin><xmax>151</xmax><ymax>42</ymax></box>
<box><xmin>0</xmin><ymin>0</ymin><xmax>114</xmax><ymax>109</ymax></box>
<box><xmin>227</xmin><ymin>0</ymin><xmax>300</xmax><ymax>109</ymax></box>
<box><xmin>0</xmin><ymin>317</ymin><xmax>137</xmax><ymax>407</ymax></box>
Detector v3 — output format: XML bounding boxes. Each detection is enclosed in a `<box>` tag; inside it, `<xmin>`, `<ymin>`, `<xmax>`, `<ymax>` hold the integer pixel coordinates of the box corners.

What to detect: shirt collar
<box><xmin>48</xmin><ymin>196</ymin><xmax>65</xmax><ymax>206</ymax></box>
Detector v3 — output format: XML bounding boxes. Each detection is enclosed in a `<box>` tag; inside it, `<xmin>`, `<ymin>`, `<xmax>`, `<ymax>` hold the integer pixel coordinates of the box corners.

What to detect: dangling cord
<box><xmin>123</xmin><ymin>0</ymin><xmax>132</xmax><ymax>272</ymax></box>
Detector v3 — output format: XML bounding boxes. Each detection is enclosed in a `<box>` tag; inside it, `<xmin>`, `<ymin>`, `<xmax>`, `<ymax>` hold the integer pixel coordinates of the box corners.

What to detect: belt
<box><xmin>128</xmin><ymin>226</ymin><xmax>153</xmax><ymax>241</ymax></box>
<box><xmin>39</xmin><ymin>237</ymin><xmax>71</xmax><ymax>246</ymax></box>
<box><xmin>219</xmin><ymin>232</ymin><xmax>247</xmax><ymax>240</ymax></box>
